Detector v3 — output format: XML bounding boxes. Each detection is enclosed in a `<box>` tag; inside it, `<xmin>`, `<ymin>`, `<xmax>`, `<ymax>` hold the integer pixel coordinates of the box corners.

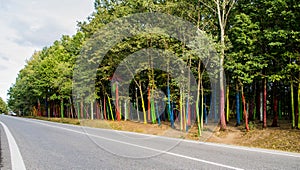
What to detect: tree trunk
<box><xmin>226</xmin><ymin>83</ymin><xmax>230</xmax><ymax>122</ymax></box>
<box><xmin>241</xmin><ymin>85</ymin><xmax>249</xmax><ymax>131</ymax></box>
<box><xmin>107</xmin><ymin>95</ymin><xmax>114</xmax><ymax>121</ymax></box>
<box><xmin>135</xmin><ymin>88</ymin><xmax>140</xmax><ymax>121</ymax></box>
<box><xmin>236</xmin><ymin>84</ymin><xmax>240</xmax><ymax>126</ymax></box>
<box><xmin>116</xmin><ymin>82</ymin><xmax>120</xmax><ymax>121</ymax></box>
<box><xmin>90</xmin><ymin>101</ymin><xmax>94</xmax><ymax>120</ymax></box>
<box><xmin>60</xmin><ymin>98</ymin><xmax>64</xmax><ymax>119</ymax></box>
<box><xmin>263</xmin><ymin>78</ymin><xmax>267</xmax><ymax>129</ymax></box>
<box><xmin>80</xmin><ymin>99</ymin><xmax>84</xmax><ymax>119</ymax></box>
<box><xmin>272</xmin><ymin>84</ymin><xmax>279</xmax><ymax>127</ymax></box>
<box><xmin>103</xmin><ymin>97</ymin><xmax>107</xmax><ymax>120</ymax></box>
<box><xmin>148</xmin><ymin>87</ymin><xmax>151</xmax><ymax>122</ymax></box>
<box><xmin>138</xmin><ymin>83</ymin><xmax>147</xmax><ymax>124</ymax></box>
<box><xmin>180</xmin><ymin>87</ymin><xmax>183</xmax><ymax>131</ymax></box>
<box><xmin>196</xmin><ymin>60</ymin><xmax>202</xmax><ymax>136</ymax></box>
<box><xmin>215</xmin><ymin>0</ymin><xmax>229</xmax><ymax>130</ymax></box>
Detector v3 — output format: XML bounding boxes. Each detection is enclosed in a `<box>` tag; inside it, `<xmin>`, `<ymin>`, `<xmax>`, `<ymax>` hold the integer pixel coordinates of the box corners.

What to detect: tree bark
<box><xmin>263</xmin><ymin>78</ymin><xmax>267</xmax><ymax>129</ymax></box>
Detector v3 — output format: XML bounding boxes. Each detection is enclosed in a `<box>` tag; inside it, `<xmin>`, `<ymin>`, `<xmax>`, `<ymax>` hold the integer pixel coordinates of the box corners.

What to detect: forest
<box><xmin>7</xmin><ymin>0</ymin><xmax>300</xmax><ymax>136</ymax></box>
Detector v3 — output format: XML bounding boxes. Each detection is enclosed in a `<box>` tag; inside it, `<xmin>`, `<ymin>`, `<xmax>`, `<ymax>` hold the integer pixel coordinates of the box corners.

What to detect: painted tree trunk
<box><xmin>263</xmin><ymin>78</ymin><xmax>267</xmax><ymax>129</ymax></box>
<box><xmin>186</xmin><ymin>97</ymin><xmax>189</xmax><ymax>132</ymax></box>
<box><xmin>167</xmin><ymin>82</ymin><xmax>174</xmax><ymax>128</ymax></box>
<box><xmin>183</xmin><ymin>93</ymin><xmax>186</xmax><ymax>132</ymax></box>
<box><xmin>213</xmin><ymin>88</ymin><xmax>218</xmax><ymax>122</ymax></box>
<box><xmin>119</xmin><ymin>101</ymin><xmax>122</xmax><ymax>120</ymax></box>
<box><xmin>96</xmin><ymin>101</ymin><xmax>100</xmax><ymax>119</ymax></box>
<box><xmin>90</xmin><ymin>101</ymin><xmax>94</xmax><ymax>120</ymax></box>
<box><xmin>61</xmin><ymin>98</ymin><xmax>64</xmax><ymax>119</ymax></box>
<box><xmin>103</xmin><ymin>97</ymin><xmax>107</xmax><ymax>120</ymax></box>
<box><xmin>151</xmin><ymin>96</ymin><xmax>156</xmax><ymax>124</ymax></box>
<box><xmin>106</xmin><ymin>101</ymin><xmax>110</xmax><ymax>120</ymax></box>
<box><xmin>196</xmin><ymin>60</ymin><xmax>201</xmax><ymax>136</ymax></box>
<box><xmin>226</xmin><ymin>84</ymin><xmax>230</xmax><ymax>122</ymax></box>
<box><xmin>116</xmin><ymin>82</ymin><xmax>120</xmax><ymax>121</ymax></box>
<box><xmin>204</xmin><ymin>95</ymin><xmax>208</xmax><ymax>125</ymax></box>
<box><xmin>138</xmin><ymin>84</ymin><xmax>147</xmax><ymax>124</ymax></box>
<box><xmin>124</xmin><ymin>100</ymin><xmax>127</xmax><ymax>121</ymax></box>
<box><xmin>260</xmin><ymin>91</ymin><xmax>263</xmax><ymax>122</ymax></box>
<box><xmin>155</xmin><ymin>102</ymin><xmax>161</xmax><ymax>125</ymax></box>
<box><xmin>241</xmin><ymin>86</ymin><xmax>249</xmax><ymax>131</ymax></box>
<box><xmin>45</xmin><ymin>98</ymin><xmax>49</xmax><ymax>118</ymax></box>
<box><xmin>38</xmin><ymin>99</ymin><xmax>41</xmax><ymax>116</ymax></box>
<box><xmin>99</xmin><ymin>99</ymin><xmax>103</xmax><ymax>120</ymax></box>
<box><xmin>108</xmin><ymin>96</ymin><xmax>114</xmax><ymax>121</ymax></box>
<box><xmin>240</xmin><ymin>94</ymin><xmax>243</xmax><ymax>121</ymax></box>
<box><xmin>136</xmin><ymin>91</ymin><xmax>140</xmax><ymax>121</ymax></box>
<box><xmin>272</xmin><ymin>83</ymin><xmax>279</xmax><ymax>127</ymax></box>
<box><xmin>278</xmin><ymin>100</ymin><xmax>282</xmax><ymax>120</ymax></box>
<box><xmin>69</xmin><ymin>97</ymin><xmax>74</xmax><ymax>119</ymax></box>
<box><xmin>248</xmin><ymin>97</ymin><xmax>253</xmax><ymax>121</ymax></box>
<box><xmin>148</xmin><ymin>87</ymin><xmax>151</xmax><ymax>122</ymax></box>
<box><xmin>236</xmin><ymin>84</ymin><xmax>240</xmax><ymax>126</ymax></box>
<box><xmin>291</xmin><ymin>82</ymin><xmax>295</xmax><ymax>128</ymax></box>
<box><xmin>80</xmin><ymin>99</ymin><xmax>84</xmax><ymax>119</ymax></box>
<box><xmin>180</xmin><ymin>88</ymin><xmax>183</xmax><ymax>131</ymax></box>
<box><xmin>76</xmin><ymin>102</ymin><xmax>80</xmax><ymax>119</ymax></box>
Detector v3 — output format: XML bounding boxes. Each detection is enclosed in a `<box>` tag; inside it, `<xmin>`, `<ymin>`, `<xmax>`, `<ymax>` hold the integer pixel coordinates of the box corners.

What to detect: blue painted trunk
<box><xmin>236</xmin><ymin>92</ymin><xmax>240</xmax><ymax>125</ymax></box>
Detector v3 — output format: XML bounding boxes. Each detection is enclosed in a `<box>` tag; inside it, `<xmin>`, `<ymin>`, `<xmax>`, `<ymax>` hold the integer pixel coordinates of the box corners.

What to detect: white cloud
<box><xmin>0</xmin><ymin>0</ymin><xmax>94</xmax><ymax>101</ymax></box>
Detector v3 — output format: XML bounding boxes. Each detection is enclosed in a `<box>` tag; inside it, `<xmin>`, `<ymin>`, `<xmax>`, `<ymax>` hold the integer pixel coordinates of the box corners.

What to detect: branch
<box><xmin>199</xmin><ymin>0</ymin><xmax>217</xmax><ymax>14</ymax></box>
<box><xmin>224</xmin><ymin>0</ymin><xmax>236</xmax><ymax>28</ymax></box>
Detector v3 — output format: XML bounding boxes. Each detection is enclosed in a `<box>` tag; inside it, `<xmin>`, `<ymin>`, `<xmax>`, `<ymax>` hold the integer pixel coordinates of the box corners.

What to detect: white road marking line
<box><xmin>0</xmin><ymin>121</ymin><xmax>26</xmax><ymax>170</ymax></box>
<box><xmin>29</xmin><ymin>119</ymin><xmax>243</xmax><ymax>170</ymax></box>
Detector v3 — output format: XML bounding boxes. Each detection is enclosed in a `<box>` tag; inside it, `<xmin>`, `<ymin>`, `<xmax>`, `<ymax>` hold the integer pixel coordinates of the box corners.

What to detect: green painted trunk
<box><xmin>151</xmin><ymin>97</ymin><xmax>156</xmax><ymax>124</ymax></box>
<box><xmin>61</xmin><ymin>98</ymin><xmax>64</xmax><ymax>119</ymax></box>
<box><xmin>108</xmin><ymin>96</ymin><xmax>114</xmax><ymax>121</ymax></box>
<box><xmin>291</xmin><ymin>82</ymin><xmax>295</xmax><ymax>128</ymax></box>
<box><xmin>278</xmin><ymin>100</ymin><xmax>282</xmax><ymax>120</ymax></box>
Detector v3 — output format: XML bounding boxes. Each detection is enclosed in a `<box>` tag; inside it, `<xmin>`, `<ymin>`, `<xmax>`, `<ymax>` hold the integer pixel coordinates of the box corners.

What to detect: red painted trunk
<box><xmin>242</xmin><ymin>91</ymin><xmax>249</xmax><ymax>131</ymax></box>
<box><xmin>272</xmin><ymin>96</ymin><xmax>278</xmax><ymax>127</ymax></box>
<box><xmin>116</xmin><ymin>83</ymin><xmax>120</xmax><ymax>121</ymax></box>
<box><xmin>96</xmin><ymin>101</ymin><xmax>100</xmax><ymax>119</ymax></box>
<box><xmin>263</xmin><ymin>78</ymin><xmax>267</xmax><ymax>128</ymax></box>
<box><xmin>104</xmin><ymin>97</ymin><xmax>107</xmax><ymax>120</ymax></box>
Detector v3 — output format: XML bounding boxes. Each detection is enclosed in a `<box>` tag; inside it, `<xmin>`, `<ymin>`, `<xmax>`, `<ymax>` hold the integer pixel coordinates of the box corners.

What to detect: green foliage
<box><xmin>0</xmin><ymin>97</ymin><xmax>8</xmax><ymax>114</ymax></box>
<box><xmin>6</xmin><ymin>0</ymin><xmax>300</xmax><ymax>130</ymax></box>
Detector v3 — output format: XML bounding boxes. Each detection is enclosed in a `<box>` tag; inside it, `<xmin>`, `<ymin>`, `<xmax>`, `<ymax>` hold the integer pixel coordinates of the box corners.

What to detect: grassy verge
<box><xmin>25</xmin><ymin>116</ymin><xmax>80</xmax><ymax>125</ymax></box>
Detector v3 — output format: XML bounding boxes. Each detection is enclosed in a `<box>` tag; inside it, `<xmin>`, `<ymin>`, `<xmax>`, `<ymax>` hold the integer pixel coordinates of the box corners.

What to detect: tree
<box><xmin>0</xmin><ymin>97</ymin><xmax>8</xmax><ymax>114</ymax></box>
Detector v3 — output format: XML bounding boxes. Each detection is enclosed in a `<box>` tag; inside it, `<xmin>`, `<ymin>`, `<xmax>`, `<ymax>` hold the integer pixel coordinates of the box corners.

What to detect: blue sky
<box><xmin>0</xmin><ymin>0</ymin><xmax>94</xmax><ymax>101</ymax></box>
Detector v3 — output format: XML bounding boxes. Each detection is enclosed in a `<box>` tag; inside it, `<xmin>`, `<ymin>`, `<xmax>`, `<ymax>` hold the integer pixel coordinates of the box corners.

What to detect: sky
<box><xmin>0</xmin><ymin>0</ymin><xmax>94</xmax><ymax>102</ymax></box>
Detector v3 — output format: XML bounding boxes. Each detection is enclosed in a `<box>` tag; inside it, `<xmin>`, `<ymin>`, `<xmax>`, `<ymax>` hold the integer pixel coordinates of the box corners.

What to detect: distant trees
<box><xmin>0</xmin><ymin>97</ymin><xmax>8</xmax><ymax>114</ymax></box>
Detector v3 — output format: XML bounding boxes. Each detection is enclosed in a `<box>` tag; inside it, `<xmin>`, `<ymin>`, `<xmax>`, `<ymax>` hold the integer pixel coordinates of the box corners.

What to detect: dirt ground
<box><xmin>34</xmin><ymin>117</ymin><xmax>300</xmax><ymax>153</ymax></box>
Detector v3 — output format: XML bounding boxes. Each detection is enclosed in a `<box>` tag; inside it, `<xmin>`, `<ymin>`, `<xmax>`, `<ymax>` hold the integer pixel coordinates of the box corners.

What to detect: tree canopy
<box><xmin>7</xmin><ymin>0</ymin><xmax>300</xmax><ymax>132</ymax></box>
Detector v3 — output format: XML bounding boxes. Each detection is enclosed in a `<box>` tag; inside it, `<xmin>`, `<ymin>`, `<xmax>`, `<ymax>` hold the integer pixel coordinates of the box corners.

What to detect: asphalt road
<box><xmin>0</xmin><ymin>115</ymin><xmax>299</xmax><ymax>170</ymax></box>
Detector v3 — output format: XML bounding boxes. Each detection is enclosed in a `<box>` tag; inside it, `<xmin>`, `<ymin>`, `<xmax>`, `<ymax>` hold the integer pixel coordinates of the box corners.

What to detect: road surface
<box><xmin>0</xmin><ymin>115</ymin><xmax>299</xmax><ymax>170</ymax></box>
